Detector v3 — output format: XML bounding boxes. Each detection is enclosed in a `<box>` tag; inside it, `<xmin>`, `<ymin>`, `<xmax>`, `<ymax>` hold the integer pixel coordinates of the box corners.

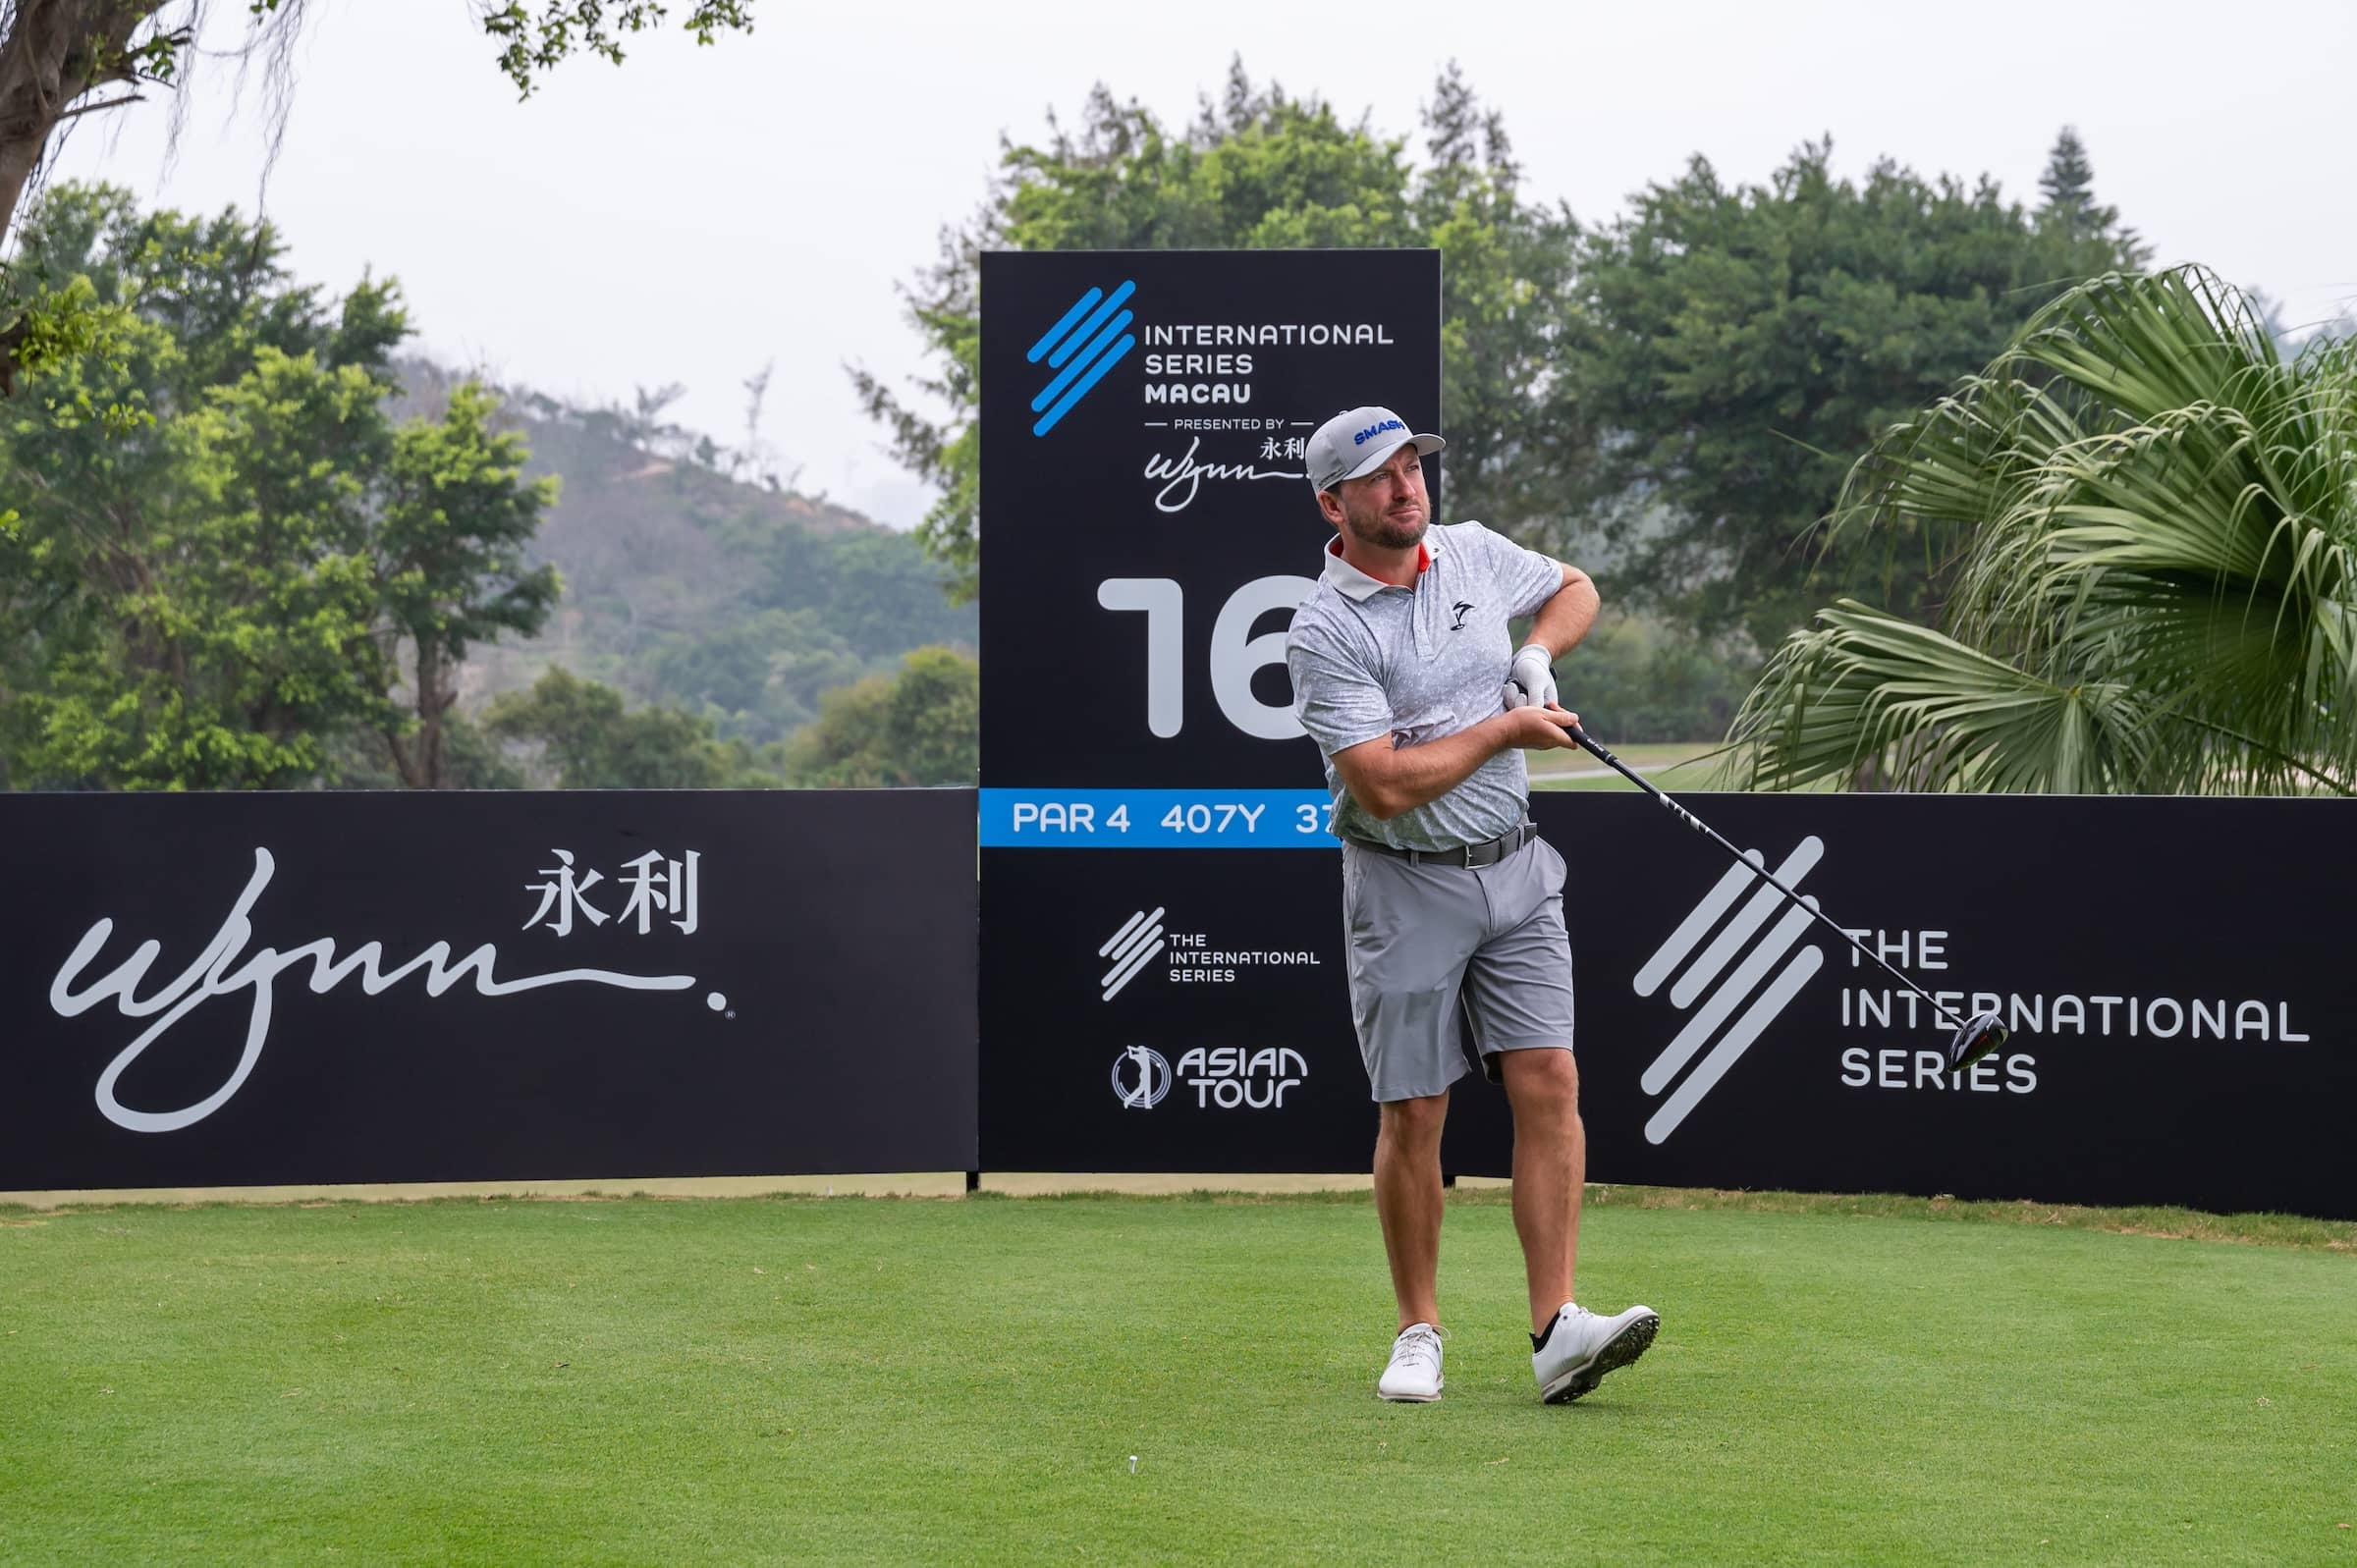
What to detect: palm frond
<box><xmin>1729</xmin><ymin>600</ymin><xmax>2167</xmax><ymax>793</ymax></box>
<box><xmin>1738</xmin><ymin>266</ymin><xmax>2357</xmax><ymax>796</ymax></box>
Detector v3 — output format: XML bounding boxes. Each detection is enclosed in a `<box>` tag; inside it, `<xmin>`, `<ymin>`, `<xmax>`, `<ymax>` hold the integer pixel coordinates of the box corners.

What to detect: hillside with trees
<box><xmin>399</xmin><ymin>361</ymin><xmax>977</xmax><ymax>746</ymax></box>
<box><xmin>0</xmin><ymin>182</ymin><xmax>976</xmax><ymax>791</ymax></box>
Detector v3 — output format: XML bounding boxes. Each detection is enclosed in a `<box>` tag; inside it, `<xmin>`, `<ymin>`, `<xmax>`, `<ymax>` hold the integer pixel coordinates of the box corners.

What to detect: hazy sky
<box><xmin>42</xmin><ymin>0</ymin><xmax>2357</xmax><ymax>528</ymax></box>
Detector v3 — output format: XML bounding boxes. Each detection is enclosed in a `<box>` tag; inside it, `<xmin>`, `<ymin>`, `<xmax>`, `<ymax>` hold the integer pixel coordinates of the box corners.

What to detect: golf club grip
<box><xmin>1564</xmin><ymin>724</ymin><xmax>1966</xmax><ymax>1033</ymax></box>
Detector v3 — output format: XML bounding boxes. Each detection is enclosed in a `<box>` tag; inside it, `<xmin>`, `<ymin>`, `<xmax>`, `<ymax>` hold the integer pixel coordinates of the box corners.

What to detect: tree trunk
<box><xmin>412</xmin><ymin>639</ymin><xmax>449</xmax><ymax>789</ymax></box>
<box><xmin>0</xmin><ymin>1</ymin><xmax>165</xmax><ymax>391</ymax></box>
<box><xmin>382</xmin><ymin>725</ymin><xmax>420</xmax><ymax>789</ymax></box>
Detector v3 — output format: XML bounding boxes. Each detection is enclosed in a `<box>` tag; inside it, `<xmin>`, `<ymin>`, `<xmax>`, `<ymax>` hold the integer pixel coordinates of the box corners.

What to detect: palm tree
<box><xmin>1728</xmin><ymin>266</ymin><xmax>2357</xmax><ymax>795</ymax></box>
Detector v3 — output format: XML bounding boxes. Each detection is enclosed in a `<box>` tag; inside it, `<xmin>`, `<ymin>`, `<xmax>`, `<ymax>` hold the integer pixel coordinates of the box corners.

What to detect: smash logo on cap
<box><xmin>1352</xmin><ymin>418</ymin><xmax>1407</xmax><ymax>446</ymax></box>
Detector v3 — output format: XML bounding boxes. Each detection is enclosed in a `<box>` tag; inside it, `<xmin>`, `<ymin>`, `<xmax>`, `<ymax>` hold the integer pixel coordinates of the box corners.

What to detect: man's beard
<box><xmin>1342</xmin><ymin>501</ymin><xmax>1428</xmax><ymax>552</ymax></box>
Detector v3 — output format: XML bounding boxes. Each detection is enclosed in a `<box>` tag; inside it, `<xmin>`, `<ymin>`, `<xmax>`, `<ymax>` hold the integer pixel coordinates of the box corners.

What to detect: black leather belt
<box><xmin>1344</xmin><ymin>821</ymin><xmax>1539</xmax><ymax>869</ymax></box>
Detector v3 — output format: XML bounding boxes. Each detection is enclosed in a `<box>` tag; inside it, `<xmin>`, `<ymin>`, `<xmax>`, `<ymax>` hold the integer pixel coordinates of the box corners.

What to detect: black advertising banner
<box><xmin>982</xmin><ymin>787</ymin><xmax>2357</xmax><ymax>1221</ymax></box>
<box><xmin>977</xmin><ymin>248</ymin><xmax>1442</xmax><ymax>1171</ymax></box>
<box><xmin>1553</xmin><ymin>791</ymin><xmax>2357</xmax><ymax>1218</ymax></box>
<box><xmin>981</xmin><ymin>849</ymin><xmax>1369</xmax><ymax>1170</ymax></box>
<box><xmin>3</xmin><ymin>790</ymin><xmax>977</xmax><ymax>1189</ymax></box>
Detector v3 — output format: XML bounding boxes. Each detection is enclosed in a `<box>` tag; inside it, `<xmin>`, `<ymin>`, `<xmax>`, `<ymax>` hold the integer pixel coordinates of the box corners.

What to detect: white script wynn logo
<box><xmin>1099</xmin><ymin>908</ymin><xmax>1166</xmax><ymax>1000</ymax></box>
<box><xmin>47</xmin><ymin>847</ymin><xmax>701</xmax><ymax>1135</ymax></box>
<box><xmin>1111</xmin><ymin>1045</ymin><xmax>1172</xmax><ymax>1109</ymax></box>
<box><xmin>1142</xmin><ymin>436</ymin><xmax>1302</xmax><ymax>512</ymax></box>
<box><xmin>1632</xmin><ymin>837</ymin><xmax>1828</xmax><ymax>1145</ymax></box>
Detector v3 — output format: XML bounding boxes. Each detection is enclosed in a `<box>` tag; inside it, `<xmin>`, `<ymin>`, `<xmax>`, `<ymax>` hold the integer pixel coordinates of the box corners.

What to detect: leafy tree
<box><xmin>322</xmin><ymin>709</ymin><xmax>523</xmax><ymax>789</ymax></box>
<box><xmin>642</xmin><ymin>609</ymin><xmax>870</xmax><ymax>742</ymax></box>
<box><xmin>377</xmin><ymin>381</ymin><xmax>561</xmax><ymax>786</ymax></box>
<box><xmin>478</xmin><ymin>1</ymin><xmax>754</xmax><ymax>96</ymax></box>
<box><xmin>0</xmin><ymin>183</ymin><xmax>554</xmax><ymax>788</ymax></box>
<box><xmin>0</xmin><ymin>1</ymin><xmax>760</xmax><ymax>394</ymax></box>
<box><xmin>1728</xmin><ymin>268</ymin><xmax>2357</xmax><ymax>795</ymax></box>
<box><xmin>1562</xmin><ymin>611</ymin><xmax>1753</xmax><ymax>744</ymax></box>
<box><xmin>483</xmin><ymin>664</ymin><xmax>782</xmax><ymax>789</ymax></box>
<box><xmin>854</xmin><ymin>60</ymin><xmax>1587</xmax><ymax>600</ymax></box>
<box><xmin>1568</xmin><ymin>136</ymin><xmax>2151</xmax><ymax>656</ymax></box>
<box><xmin>1416</xmin><ymin>66</ymin><xmax>1587</xmax><ymax>539</ymax></box>
<box><xmin>749</xmin><ymin>522</ymin><xmax>976</xmax><ymax>658</ymax></box>
<box><xmin>648</xmin><ymin>618</ymin><xmax>781</xmax><ymax>717</ymax></box>
<box><xmin>4</xmin><ymin>339</ymin><xmax>393</xmax><ymax>787</ymax></box>
<box><xmin>783</xmin><ymin>646</ymin><xmax>978</xmax><ymax>787</ymax></box>
<box><xmin>2034</xmin><ymin>128</ymin><xmax>2144</xmax><ymax>264</ymax></box>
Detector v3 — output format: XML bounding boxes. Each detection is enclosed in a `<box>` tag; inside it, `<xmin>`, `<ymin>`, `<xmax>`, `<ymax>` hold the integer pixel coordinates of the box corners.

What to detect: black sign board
<box><xmin>981</xmin><ymin>788</ymin><xmax>2357</xmax><ymax>1222</ymax></box>
<box><xmin>3</xmin><ymin>789</ymin><xmax>977</xmax><ymax>1189</ymax></box>
<box><xmin>976</xmin><ymin>247</ymin><xmax>1444</xmax><ymax>1171</ymax></box>
<box><xmin>977</xmin><ymin>247</ymin><xmax>1443</xmax><ymax>788</ymax></box>
<box><xmin>1560</xmin><ymin>791</ymin><xmax>2357</xmax><ymax>1218</ymax></box>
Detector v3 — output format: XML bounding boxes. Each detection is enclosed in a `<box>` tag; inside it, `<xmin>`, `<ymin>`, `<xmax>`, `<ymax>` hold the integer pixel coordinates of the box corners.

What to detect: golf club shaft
<box><xmin>1563</xmin><ymin>723</ymin><xmax>1968</xmax><ymax>1034</ymax></box>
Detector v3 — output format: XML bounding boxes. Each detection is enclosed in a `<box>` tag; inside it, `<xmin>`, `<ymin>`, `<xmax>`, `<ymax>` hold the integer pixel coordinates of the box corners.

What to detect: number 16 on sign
<box><xmin>1098</xmin><ymin>575</ymin><xmax>1315</xmax><ymax>739</ymax></box>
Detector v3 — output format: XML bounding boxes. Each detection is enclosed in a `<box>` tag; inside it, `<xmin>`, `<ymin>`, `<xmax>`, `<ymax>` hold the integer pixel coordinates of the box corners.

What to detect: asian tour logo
<box><xmin>1108</xmin><ymin>1044</ymin><xmax>1307</xmax><ymax>1110</ymax></box>
<box><xmin>1027</xmin><ymin>279</ymin><xmax>1136</xmax><ymax>436</ymax></box>
<box><xmin>1111</xmin><ymin>1045</ymin><xmax>1172</xmax><ymax>1109</ymax></box>
<box><xmin>1632</xmin><ymin>837</ymin><xmax>1827</xmax><ymax>1145</ymax></box>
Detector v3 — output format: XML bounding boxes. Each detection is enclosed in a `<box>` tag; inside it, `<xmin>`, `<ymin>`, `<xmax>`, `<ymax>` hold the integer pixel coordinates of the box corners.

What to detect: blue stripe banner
<box><xmin>980</xmin><ymin>788</ymin><xmax>1340</xmax><ymax>847</ymax></box>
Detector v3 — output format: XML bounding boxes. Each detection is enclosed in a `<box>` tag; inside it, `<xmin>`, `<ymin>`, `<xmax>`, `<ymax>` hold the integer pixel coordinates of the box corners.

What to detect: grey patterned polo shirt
<box><xmin>1285</xmin><ymin>520</ymin><xmax>1566</xmax><ymax>852</ymax></box>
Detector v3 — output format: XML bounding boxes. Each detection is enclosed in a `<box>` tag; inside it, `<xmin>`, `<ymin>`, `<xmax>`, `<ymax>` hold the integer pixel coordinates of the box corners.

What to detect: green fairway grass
<box><xmin>1528</xmin><ymin>739</ymin><xmax>1734</xmax><ymax>792</ymax></box>
<box><xmin>4</xmin><ymin>1189</ymin><xmax>2353</xmax><ymax>1566</ymax></box>
<box><xmin>1526</xmin><ymin>740</ymin><xmax>1848</xmax><ymax>793</ymax></box>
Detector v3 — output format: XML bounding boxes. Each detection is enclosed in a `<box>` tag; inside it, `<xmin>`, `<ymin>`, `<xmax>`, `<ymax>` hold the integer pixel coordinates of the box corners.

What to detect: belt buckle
<box><xmin>1459</xmin><ymin>840</ymin><xmax>1483</xmax><ymax>869</ymax></box>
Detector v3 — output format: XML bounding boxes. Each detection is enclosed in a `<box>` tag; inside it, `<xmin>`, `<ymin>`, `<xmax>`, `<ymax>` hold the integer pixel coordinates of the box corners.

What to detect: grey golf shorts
<box><xmin>1341</xmin><ymin>835</ymin><xmax>1575</xmax><ymax>1103</ymax></box>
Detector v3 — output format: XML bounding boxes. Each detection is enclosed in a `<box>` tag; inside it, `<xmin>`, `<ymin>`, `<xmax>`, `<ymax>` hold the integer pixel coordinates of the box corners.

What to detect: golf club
<box><xmin>1562</xmin><ymin>719</ymin><xmax>2009</xmax><ymax>1072</ymax></box>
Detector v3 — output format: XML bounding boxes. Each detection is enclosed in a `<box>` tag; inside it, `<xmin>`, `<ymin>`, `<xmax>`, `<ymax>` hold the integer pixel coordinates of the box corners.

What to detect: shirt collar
<box><xmin>1320</xmin><ymin>533</ymin><xmax>1438</xmax><ymax>603</ymax></box>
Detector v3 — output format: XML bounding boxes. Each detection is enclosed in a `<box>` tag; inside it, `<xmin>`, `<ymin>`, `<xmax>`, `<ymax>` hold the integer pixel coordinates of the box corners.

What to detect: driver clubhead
<box><xmin>1947</xmin><ymin>1011</ymin><xmax>2008</xmax><ymax>1072</ymax></box>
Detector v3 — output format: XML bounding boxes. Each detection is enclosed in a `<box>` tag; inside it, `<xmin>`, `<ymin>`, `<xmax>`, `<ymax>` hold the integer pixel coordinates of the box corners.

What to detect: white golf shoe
<box><xmin>1532</xmin><ymin>1302</ymin><xmax>1659</xmax><ymax>1404</ymax></box>
<box><xmin>1377</xmin><ymin>1323</ymin><xmax>1445</xmax><ymax>1402</ymax></box>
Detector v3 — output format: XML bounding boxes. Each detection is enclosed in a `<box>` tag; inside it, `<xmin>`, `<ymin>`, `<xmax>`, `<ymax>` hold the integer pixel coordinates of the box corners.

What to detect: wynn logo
<box><xmin>1632</xmin><ymin>837</ymin><xmax>1828</xmax><ymax>1144</ymax></box>
<box><xmin>48</xmin><ymin>847</ymin><xmax>705</xmax><ymax>1135</ymax></box>
<box><xmin>1098</xmin><ymin>907</ymin><xmax>1166</xmax><ymax>1000</ymax></box>
<box><xmin>1027</xmin><ymin>279</ymin><xmax>1137</xmax><ymax>437</ymax></box>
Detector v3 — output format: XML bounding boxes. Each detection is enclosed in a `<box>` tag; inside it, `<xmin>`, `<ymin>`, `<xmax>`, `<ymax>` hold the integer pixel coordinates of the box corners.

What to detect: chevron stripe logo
<box><xmin>1633</xmin><ymin>837</ymin><xmax>1828</xmax><ymax>1144</ymax></box>
<box><xmin>1098</xmin><ymin>907</ymin><xmax>1166</xmax><ymax>1000</ymax></box>
<box><xmin>1027</xmin><ymin>280</ymin><xmax>1137</xmax><ymax>436</ymax></box>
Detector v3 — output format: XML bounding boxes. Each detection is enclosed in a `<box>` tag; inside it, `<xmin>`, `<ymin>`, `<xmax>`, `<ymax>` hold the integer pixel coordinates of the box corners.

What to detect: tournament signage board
<box><xmin>1554</xmin><ymin>791</ymin><xmax>2356</xmax><ymax>1217</ymax></box>
<box><xmin>989</xmin><ymin>776</ymin><xmax>2357</xmax><ymax>1217</ymax></box>
<box><xmin>1</xmin><ymin>789</ymin><xmax>977</xmax><ymax>1190</ymax></box>
<box><xmin>977</xmin><ymin>248</ymin><xmax>1443</xmax><ymax>1171</ymax></box>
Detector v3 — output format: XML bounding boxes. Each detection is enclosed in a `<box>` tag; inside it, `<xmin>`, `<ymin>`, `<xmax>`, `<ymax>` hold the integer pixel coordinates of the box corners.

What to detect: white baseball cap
<box><xmin>1305</xmin><ymin>405</ymin><xmax>1446</xmax><ymax>494</ymax></box>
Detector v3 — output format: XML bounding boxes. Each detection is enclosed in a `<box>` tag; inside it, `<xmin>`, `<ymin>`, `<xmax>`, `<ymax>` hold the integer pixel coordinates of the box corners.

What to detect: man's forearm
<box><xmin>1347</xmin><ymin>713</ymin><xmax>1522</xmax><ymax>821</ymax></box>
<box><xmin>1525</xmin><ymin>570</ymin><xmax>1601</xmax><ymax>660</ymax></box>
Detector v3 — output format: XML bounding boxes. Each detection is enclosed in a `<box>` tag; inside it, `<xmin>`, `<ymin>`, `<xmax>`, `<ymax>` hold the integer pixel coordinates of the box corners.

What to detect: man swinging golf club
<box><xmin>1285</xmin><ymin>405</ymin><xmax>1659</xmax><ymax>1405</ymax></box>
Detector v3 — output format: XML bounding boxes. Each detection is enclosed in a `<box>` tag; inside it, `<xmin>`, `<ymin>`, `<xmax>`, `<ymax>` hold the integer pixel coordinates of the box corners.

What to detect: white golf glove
<box><xmin>1504</xmin><ymin>643</ymin><xmax>1558</xmax><ymax>711</ymax></box>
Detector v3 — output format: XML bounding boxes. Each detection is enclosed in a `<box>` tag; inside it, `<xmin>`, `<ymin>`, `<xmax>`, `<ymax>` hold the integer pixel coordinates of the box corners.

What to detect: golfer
<box><xmin>1284</xmin><ymin>405</ymin><xmax>1660</xmax><ymax>1404</ymax></box>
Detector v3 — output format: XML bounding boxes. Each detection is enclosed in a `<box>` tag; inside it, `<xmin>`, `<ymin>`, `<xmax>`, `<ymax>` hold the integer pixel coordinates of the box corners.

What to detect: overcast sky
<box><xmin>42</xmin><ymin>0</ymin><xmax>2357</xmax><ymax>528</ymax></box>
